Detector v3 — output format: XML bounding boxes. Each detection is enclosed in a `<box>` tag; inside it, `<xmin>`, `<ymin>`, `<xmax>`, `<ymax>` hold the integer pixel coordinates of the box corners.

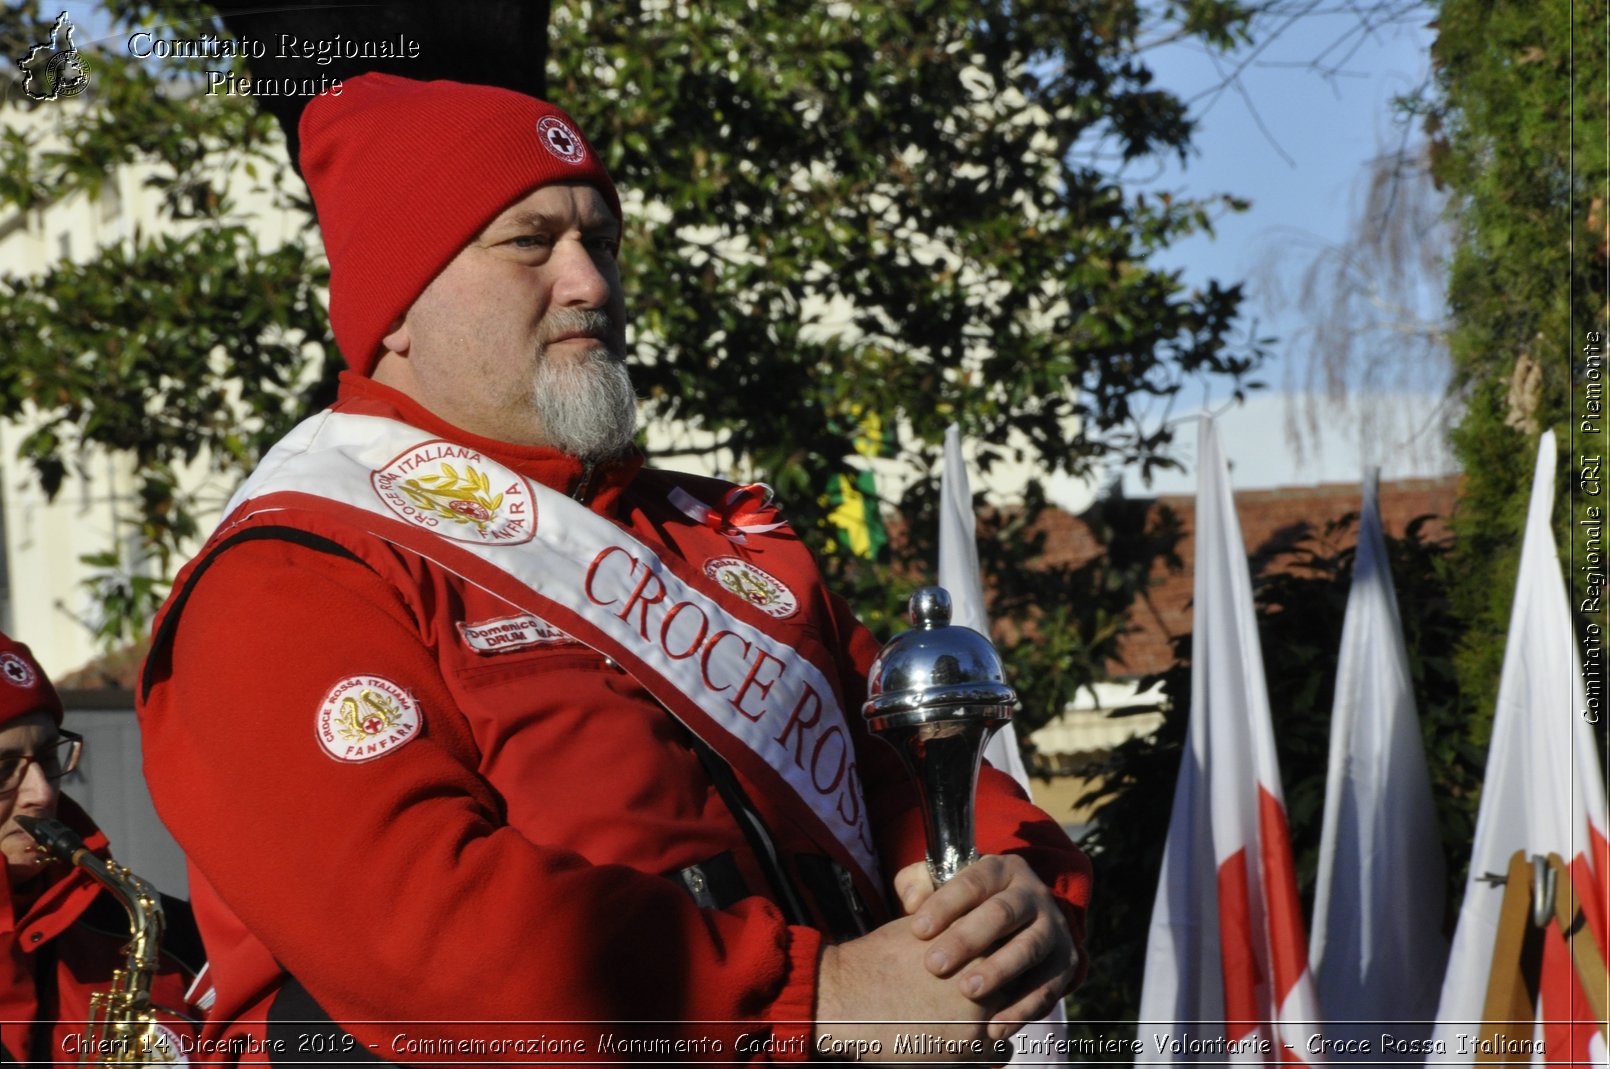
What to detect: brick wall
<box><xmin>1036</xmin><ymin>477</ymin><xmax>1461</xmax><ymax>678</ymax></box>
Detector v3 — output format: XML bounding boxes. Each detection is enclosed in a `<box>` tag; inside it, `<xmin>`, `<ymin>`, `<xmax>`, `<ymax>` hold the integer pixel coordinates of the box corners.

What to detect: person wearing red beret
<box><xmin>137</xmin><ymin>74</ymin><xmax>1092</xmax><ymax>1065</ymax></box>
<box><xmin>0</xmin><ymin>634</ymin><xmax>204</xmax><ymax>1065</ymax></box>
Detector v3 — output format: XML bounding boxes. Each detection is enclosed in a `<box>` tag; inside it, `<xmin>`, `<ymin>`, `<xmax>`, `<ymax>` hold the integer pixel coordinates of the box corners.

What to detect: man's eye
<box><xmin>0</xmin><ymin>757</ymin><xmax>21</xmax><ymax>782</ymax></box>
<box><xmin>509</xmin><ymin>234</ymin><xmax>551</xmax><ymax>249</ymax></box>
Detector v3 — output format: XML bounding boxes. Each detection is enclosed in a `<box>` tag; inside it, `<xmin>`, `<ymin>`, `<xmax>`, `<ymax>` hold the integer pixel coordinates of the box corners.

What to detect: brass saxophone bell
<box><xmin>863</xmin><ymin>587</ymin><xmax>1015</xmax><ymax>885</ymax></box>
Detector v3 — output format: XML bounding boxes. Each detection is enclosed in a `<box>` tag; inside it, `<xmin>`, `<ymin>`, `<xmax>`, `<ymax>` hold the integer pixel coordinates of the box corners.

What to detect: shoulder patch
<box><xmin>315</xmin><ymin>676</ymin><xmax>422</xmax><ymax>763</ymax></box>
<box><xmin>370</xmin><ymin>439</ymin><xmax>535</xmax><ymax>545</ymax></box>
<box><xmin>704</xmin><ymin>557</ymin><xmax>799</xmax><ymax>619</ymax></box>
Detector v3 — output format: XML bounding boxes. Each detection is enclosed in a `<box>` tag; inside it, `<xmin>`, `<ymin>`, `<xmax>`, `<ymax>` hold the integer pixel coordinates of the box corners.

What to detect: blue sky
<box><xmin>1114</xmin><ymin>6</ymin><xmax>1457</xmax><ymax>495</ymax></box>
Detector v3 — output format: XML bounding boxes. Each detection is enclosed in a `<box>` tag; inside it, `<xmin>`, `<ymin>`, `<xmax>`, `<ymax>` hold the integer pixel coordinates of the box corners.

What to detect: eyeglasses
<box><xmin>0</xmin><ymin>730</ymin><xmax>83</xmax><ymax>796</ymax></box>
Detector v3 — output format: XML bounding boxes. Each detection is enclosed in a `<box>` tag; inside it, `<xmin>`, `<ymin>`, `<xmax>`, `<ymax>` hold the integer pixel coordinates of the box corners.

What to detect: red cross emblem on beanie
<box><xmin>1</xmin><ymin>652</ymin><xmax>34</xmax><ymax>687</ymax></box>
<box><xmin>537</xmin><ymin>116</ymin><xmax>586</xmax><ymax>165</ymax></box>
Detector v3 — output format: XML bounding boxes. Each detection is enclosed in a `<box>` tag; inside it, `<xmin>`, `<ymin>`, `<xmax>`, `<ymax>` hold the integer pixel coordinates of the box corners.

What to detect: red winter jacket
<box><xmin>137</xmin><ymin>374</ymin><xmax>1091</xmax><ymax>1064</ymax></box>
<box><xmin>0</xmin><ymin>796</ymin><xmax>203</xmax><ymax>1065</ymax></box>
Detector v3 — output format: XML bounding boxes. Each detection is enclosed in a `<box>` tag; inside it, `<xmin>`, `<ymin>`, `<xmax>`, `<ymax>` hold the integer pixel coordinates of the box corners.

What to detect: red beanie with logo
<box><xmin>299</xmin><ymin>73</ymin><xmax>622</xmax><ymax>376</ymax></box>
<box><xmin>0</xmin><ymin>635</ymin><xmax>63</xmax><ymax>728</ymax></box>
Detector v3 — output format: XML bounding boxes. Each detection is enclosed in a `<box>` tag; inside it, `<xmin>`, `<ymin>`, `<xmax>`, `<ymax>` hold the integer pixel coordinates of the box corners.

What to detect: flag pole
<box><xmin>1478</xmin><ymin>850</ymin><xmax>1609</xmax><ymax>1063</ymax></box>
<box><xmin>1478</xmin><ymin>851</ymin><xmax>1548</xmax><ymax>1061</ymax></box>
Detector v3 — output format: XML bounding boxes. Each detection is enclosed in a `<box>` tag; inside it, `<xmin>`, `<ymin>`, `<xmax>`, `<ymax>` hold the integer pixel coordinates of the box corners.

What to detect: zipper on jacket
<box><xmin>572</xmin><ymin>460</ymin><xmax>595</xmax><ymax>502</ymax></box>
<box><xmin>836</xmin><ymin>862</ymin><xmax>872</xmax><ymax>935</ymax></box>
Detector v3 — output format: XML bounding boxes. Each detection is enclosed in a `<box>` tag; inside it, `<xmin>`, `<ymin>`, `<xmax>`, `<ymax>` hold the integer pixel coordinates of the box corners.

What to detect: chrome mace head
<box><xmin>863</xmin><ymin>586</ymin><xmax>1015</xmax><ymax>885</ymax></box>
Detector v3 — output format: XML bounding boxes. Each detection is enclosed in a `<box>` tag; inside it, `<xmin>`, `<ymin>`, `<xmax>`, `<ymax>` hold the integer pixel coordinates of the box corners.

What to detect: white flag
<box><xmin>939</xmin><ymin>424</ymin><xmax>1030</xmax><ymax>784</ymax></box>
<box><xmin>1429</xmin><ymin>430</ymin><xmax>1609</xmax><ymax>1064</ymax></box>
<box><xmin>936</xmin><ymin>422</ymin><xmax>1065</xmax><ymax>1059</ymax></box>
<box><xmin>1138</xmin><ymin>416</ymin><xmax>1325</xmax><ymax>1064</ymax></box>
<box><xmin>1309</xmin><ymin>469</ymin><xmax>1447</xmax><ymax>1053</ymax></box>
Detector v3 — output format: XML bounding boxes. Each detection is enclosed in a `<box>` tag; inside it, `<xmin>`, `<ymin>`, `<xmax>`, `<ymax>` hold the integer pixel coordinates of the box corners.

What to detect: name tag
<box><xmin>459</xmin><ymin>614</ymin><xmax>573</xmax><ymax>653</ymax></box>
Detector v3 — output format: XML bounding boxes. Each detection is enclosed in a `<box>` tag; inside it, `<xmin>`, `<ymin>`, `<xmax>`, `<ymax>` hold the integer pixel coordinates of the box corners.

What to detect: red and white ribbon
<box><xmin>668</xmin><ymin>484</ymin><xmax>786</xmax><ymax>543</ymax></box>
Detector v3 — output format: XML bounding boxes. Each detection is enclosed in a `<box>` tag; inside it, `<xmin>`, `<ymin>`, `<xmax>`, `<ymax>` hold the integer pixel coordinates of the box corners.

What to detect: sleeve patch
<box><xmin>315</xmin><ymin>676</ymin><xmax>423</xmax><ymax>763</ymax></box>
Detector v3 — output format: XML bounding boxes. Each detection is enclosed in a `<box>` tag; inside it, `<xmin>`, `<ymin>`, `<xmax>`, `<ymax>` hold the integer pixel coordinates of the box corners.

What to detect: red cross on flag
<box><xmin>1137</xmin><ymin>416</ymin><xmax>1324</xmax><ymax>1064</ymax></box>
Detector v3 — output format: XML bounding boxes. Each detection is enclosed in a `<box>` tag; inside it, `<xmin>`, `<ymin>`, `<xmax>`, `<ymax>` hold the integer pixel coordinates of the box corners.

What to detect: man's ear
<box><xmin>380</xmin><ymin>316</ymin><xmax>410</xmax><ymax>356</ymax></box>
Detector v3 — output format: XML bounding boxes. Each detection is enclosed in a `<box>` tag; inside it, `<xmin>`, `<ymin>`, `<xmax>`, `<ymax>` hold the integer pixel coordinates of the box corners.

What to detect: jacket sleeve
<box><xmin>825</xmin><ymin>592</ymin><xmax>1093</xmax><ymax>991</ymax></box>
<box><xmin>139</xmin><ymin>533</ymin><xmax>822</xmax><ymax>1059</ymax></box>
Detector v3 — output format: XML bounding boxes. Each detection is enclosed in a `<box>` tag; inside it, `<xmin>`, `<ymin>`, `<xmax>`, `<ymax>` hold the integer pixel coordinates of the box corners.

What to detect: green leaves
<box><xmin>4</xmin><ymin>3</ymin><xmax>1263</xmax><ymax>673</ymax></box>
<box><xmin>550</xmin><ymin>0</ymin><xmax>1262</xmax><ymax>597</ymax></box>
<box><xmin>1</xmin><ymin>217</ymin><xmax>332</xmax><ymax>641</ymax></box>
<box><xmin>1427</xmin><ymin>0</ymin><xmax>1607</xmax><ymax>717</ymax></box>
<box><xmin>1</xmin><ymin>3</ymin><xmax>333</xmax><ymax>646</ymax></box>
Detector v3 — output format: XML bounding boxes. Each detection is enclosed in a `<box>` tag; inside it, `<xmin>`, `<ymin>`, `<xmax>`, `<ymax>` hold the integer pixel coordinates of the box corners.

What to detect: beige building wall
<box><xmin>0</xmin><ymin>101</ymin><xmax>305</xmax><ymax>676</ymax></box>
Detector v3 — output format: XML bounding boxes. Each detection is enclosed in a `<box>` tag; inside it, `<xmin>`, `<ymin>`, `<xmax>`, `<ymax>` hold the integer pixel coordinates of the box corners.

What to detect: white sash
<box><xmin>220</xmin><ymin>411</ymin><xmax>882</xmax><ymax>892</ymax></box>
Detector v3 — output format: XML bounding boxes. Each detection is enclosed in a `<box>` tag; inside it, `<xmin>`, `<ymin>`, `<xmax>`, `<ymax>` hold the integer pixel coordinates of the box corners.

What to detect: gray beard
<box><xmin>530</xmin><ymin>311</ymin><xmax>638</xmax><ymax>463</ymax></box>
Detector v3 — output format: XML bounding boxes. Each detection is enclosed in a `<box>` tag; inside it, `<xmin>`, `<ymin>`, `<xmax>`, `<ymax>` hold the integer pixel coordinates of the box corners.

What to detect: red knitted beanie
<box><xmin>299</xmin><ymin>73</ymin><xmax>622</xmax><ymax>376</ymax></box>
<box><xmin>0</xmin><ymin>634</ymin><xmax>63</xmax><ymax>728</ymax></box>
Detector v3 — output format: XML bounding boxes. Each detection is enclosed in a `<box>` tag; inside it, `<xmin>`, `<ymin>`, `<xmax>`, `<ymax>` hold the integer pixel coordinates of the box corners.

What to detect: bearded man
<box><xmin>138</xmin><ymin>73</ymin><xmax>1091</xmax><ymax>1065</ymax></box>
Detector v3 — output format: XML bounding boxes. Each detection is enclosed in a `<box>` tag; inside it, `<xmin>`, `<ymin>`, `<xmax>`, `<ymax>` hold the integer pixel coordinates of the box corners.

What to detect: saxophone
<box><xmin>16</xmin><ymin>814</ymin><xmax>175</xmax><ymax>1067</ymax></box>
